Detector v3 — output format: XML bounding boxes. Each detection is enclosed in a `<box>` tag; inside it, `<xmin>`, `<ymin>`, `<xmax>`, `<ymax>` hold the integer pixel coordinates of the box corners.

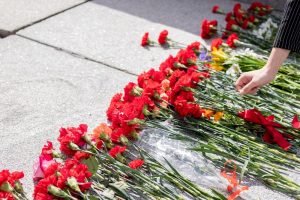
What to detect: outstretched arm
<box><xmin>236</xmin><ymin>0</ymin><xmax>300</xmax><ymax>95</ymax></box>
<box><xmin>235</xmin><ymin>48</ymin><xmax>290</xmax><ymax>95</ymax></box>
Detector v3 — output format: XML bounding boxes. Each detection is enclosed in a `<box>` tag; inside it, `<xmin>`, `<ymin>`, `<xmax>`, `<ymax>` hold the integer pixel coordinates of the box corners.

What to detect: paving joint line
<box><xmin>0</xmin><ymin>0</ymin><xmax>91</xmax><ymax>38</ymax></box>
<box><xmin>17</xmin><ymin>34</ymin><xmax>138</xmax><ymax>77</ymax></box>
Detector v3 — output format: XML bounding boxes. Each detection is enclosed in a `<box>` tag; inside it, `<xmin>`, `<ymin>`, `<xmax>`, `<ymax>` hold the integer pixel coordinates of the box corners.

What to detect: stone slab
<box><xmin>0</xmin><ymin>35</ymin><xmax>135</xmax><ymax>195</ymax></box>
<box><xmin>19</xmin><ymin>0</ymin><xmax>248</xmax><ymax>75</ymax></box>
<box><xmin>0</xmin><ymin>0</ymin><xmax>86</xmax><ymax>32</ymax></box>
<box><xmin>238</xmin><ymin>0</ymin><xmax>286</xmax><ymax>11</ymax></box>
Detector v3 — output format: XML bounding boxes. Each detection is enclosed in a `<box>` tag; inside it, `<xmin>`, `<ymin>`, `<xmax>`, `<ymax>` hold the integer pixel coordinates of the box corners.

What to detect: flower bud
<box><xmin>69</xmin><ymin>142</ymin><xmax>80</xmax><ymax>151</ymax></box>
<box><xmin>83</xmin><ymin>134</ymin><xmax>93</xmax><ymax>145</ymax></box>
<box><xmin>0</xmin><ymin>181</ymin><xmax>13</xmax><ymax>192</ymax></box>
<box><xmin>48</xmin><ymin>185</ymin><xmax>70</xmax><ymax>198</ymax></box>
<box><xmin>120</xmin><ymin>135</ymin><xmax>129</xmax><ymax>146</ymax></box>
<box><xmin>143</xmin><ymin>106</ymin><xmax>152</xmax><ymax>116</ymax></box>
<box><xmin>130</xmin><ymin>131</ymin><xmax>139</xmax><ymax>140</ymax></box>
<box><xmin>14</xmin><ymin>181</ymin><xmax>24</xmax><ymax>193</ymax></box>
<box><xmin>131</xmin><ymin>86</ymin><xmax>143</xmax><ymax>96</ymax></box>
<box><xmin>67</xmin><ymin>177</ymin><xmax>81</xmax><ymax>193</ymax></box>
<box><xmin>100</xmin><ymin>132</ymin><xmax>110</xmax><ymax>141</ymax></box>
<box><xmin>127</xmin><ymin>118</ymin><xmax>145</xmax><ymax>126</ymax></box>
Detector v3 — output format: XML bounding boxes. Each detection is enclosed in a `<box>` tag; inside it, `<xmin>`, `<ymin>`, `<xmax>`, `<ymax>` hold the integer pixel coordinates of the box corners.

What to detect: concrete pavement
<box><xmin>0</xmin><ymin>0</ymin><xmax>295</xmax><ymax>199</ymax></box>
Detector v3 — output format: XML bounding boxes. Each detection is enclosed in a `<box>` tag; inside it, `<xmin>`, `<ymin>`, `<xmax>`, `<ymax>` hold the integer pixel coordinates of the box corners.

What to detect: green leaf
<box><xmin>82</xmin><ymin>156</ymin><xmax>99</xmax><ymax>174</ymax></box>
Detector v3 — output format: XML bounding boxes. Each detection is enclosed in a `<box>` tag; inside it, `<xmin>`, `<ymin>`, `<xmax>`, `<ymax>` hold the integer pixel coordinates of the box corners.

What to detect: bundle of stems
<box><xmin>145</xmin><ymin>115</ymin><xmax>300</xmax><ymax>199</ymax></box>
<box><xmin>70</xmin><ymin>141</ymin><xmax>227</xmax><ymax>200</ymax></box>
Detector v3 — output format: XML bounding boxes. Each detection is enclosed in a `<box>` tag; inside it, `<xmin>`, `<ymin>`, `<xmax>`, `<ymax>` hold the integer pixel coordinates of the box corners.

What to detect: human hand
<box><xmin>235</xmin><ymin>66</ymin><xmax>278</xmax><ymax>95</ymax></box>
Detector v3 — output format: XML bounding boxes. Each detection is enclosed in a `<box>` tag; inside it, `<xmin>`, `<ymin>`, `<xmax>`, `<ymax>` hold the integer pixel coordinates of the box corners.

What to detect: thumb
<box><xmin>239</xmin><ymin>80</ymin><xmax>258</xmax><ymax>95</ymax></box>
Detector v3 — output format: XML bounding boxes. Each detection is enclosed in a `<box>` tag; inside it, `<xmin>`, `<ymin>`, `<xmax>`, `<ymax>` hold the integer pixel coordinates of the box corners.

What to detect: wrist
<box><xmin>263</xmin><ymin>64</ymin><xmax>280</xmax><ymax>74</ymax></box>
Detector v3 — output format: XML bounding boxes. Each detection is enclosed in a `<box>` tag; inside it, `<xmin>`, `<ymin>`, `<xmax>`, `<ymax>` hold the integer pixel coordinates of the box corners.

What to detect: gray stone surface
<box><xmin>18</xmin><ymin>0</ymin><xmax>247</xmax><ymax>75</ymax></box>
<box><xmin>238</xmin><ymin>0</ymin><xmax>286</xmax><ymax>11</ymax></box>
<box><xmin>0</xmin><ymin>35</ymin><xmax>135</xmax><ymax>195</ymax></box>
<box><xmin>0</xmin><ymin>0</ymin><xmax>295</xmax><ymax>199</ymax></box>
<box><xmin>0</xmin><ymin>0</ymin><xmax>86</xmax><ymax>32</ymax></box>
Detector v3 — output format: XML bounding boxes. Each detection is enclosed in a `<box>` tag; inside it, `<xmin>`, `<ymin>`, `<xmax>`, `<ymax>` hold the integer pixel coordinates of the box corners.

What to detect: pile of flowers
<box><xmin>1</xmin><ymin>1</ymin><xmax>300</xmax><ymax>200</ymax></box>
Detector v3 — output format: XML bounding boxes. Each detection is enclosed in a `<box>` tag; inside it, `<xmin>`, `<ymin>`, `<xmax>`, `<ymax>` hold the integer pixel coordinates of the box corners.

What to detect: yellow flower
<box><xmin>211</xmin><ymin>47</ymin><xmax>228</xmax><ymax>63</ymax></box>
<box><xmin>210</xmin><ymin>63</ymin><xmax>224</xmax><ymax>71</ymax></box>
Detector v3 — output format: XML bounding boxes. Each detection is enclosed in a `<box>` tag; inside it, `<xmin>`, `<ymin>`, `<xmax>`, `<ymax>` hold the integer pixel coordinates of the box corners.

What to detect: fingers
<box><xmin>235</xmin><ymin>73</ymin><xmax>251</xmax><ymax>92</ymax></box>
<box><xmin>239</xmin><ymin>80</ymin><xmax>259</xmax><ymax>95</ymax></box>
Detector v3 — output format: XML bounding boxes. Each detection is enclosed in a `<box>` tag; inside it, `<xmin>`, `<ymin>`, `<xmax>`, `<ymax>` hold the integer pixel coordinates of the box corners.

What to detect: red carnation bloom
<box><xmin>109</xmin><ymin>145</ymin><xmax>127</xmax><ymax>158</ymax></box>
<box><xmin>159</xmin><ymin>55</ymin><xmax>177</xmax><ymax>75</ymax></box>
<box><xmin>212</xmin><ymin>5</ymin><xmax>219</xmax><ymax>13</ymax></box>
<box><xmin>248</xmin><ymin>15</ymin><xmax>256</xmax><ymax>23</ymax></box>
<box><xmin>264</xmin><ymin>5</ymin><xmax>273</xmax><ymax>12</ymax></box>
<box><xmin>158</xmin><ymin>30</ymin><xmax>168</xmax><ymax>45</ymax></box>
<box><xmin>33</xmin><ymin>175</ymin><xmax>57</xmax><ymax>200</ymax></box>
<box><xmin>233</xmin><ymin>3</ymin><xmax>242</xmax><ymax>14</ymax></box>
<box><xmin>242</xmin><ymin>19</ymin><xmax>249</xmax><ymax>29</ymax></box>
<box><xmin>248</xmin><ymin>2</ymin><xmax>263</xmax><ymax>11</ymax></box>
<box><xmin>0</xmin><ymin>169</ymin><xmax>24</xmax><ymax>189</ymax></box>
<box><xmin>169</xmin><ymin>70</ymin><xmax>186</xmax><ymax>89</ymax></box>
<box><xmin>211</xmin><ymin>38</ymin><xmax>223</xmax><ymax>50</ymax></box>
<box><xmin>0</xmin><ymin>192</ymin><xmax>14</xmax><ymax>200</ymax></box>
<box><xmin>106</xmin><ymin>93</ymin><xmax>123</xmax><ymax>121</ymax></box>
<box><xmin>56</xmin><ymin>159</ymin><xmax>92</xmax><ymax>191</ymax></box>
<box><xmin>226</xmin><ymin>33</ymin><xmax>239</xmax><ymax>48</ymax></box>
<box><xmin>225</xmin><ymin>12</ymin><xmax>233</xmax><ymax>22</ymax></box>
<box><xmin>226</xmin><ymin>20</ymin><xmax>238</xmax><ymax>31</ymax></box>
<box><xmin>187</xmin><ymin>41</ymin><xmax>201</xmax><ymax>55</ymax></box>
<box><xmin>123</xmin><ymin>82</ymin><xmax>143</xmax><ymax>102</ymax></box>
<box><xmin>128</xmin><ymin>159</ymin><xmax>144</xmax><ymax>169</ymax></box>
<box><xmin>58</xmin><ymin>124</ymin><xmax>88</xmax><ymax>156</ymax></box>
<box><xmin>200</xmin><ymin>19</ymin><xmax>218</xmax><ymax>39</ymax></box>
<box><xmin>141</xmin><ymin>32</ymin><xmax>150</xmax><ymax>46</ymax></box>
<box><xmin>41</xmin><ymin>141</ymin><xmax>54</xmax><ymax>161</ymax></box>
<box><xmin>176</xmin><ymin>49</ymin><xmax>197</xmax><ymax>66</ymax></box>
<box><xmin>74</xmin><ymin>151</ymin><xmax>91</xmax><ymax>161</ymax></box>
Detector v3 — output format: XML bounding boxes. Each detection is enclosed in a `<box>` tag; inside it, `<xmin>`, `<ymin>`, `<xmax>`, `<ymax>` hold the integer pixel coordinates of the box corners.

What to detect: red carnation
<box><xmin>141</xmin><ymin>32</ymin><xmax>150</xmax><ymax>46</ymax></box>
<box><xmin>74</xmin><ymin>151</ymin><xmax>91</xmax><ymax>161</ymax></box>
<box><xmin>211</xmin><ymin>38</ymin><xmax>223</xmax><ymax>50</ymax></box>
<box><xmin>41</xmin><ymin>141</ymin><xmax>55</xmax><ymax>161</ymax></box>
<box><xmin>109</xmin><ymin>145</ymin><xmax>127</xmax><ymax>158</ymax></box>
<box><xmin>158</xmin><ymin>30</ymin><xmax>168</xmax><ymax>45</ymax></box>
<box><xmin>128</xmin><ymin>159</ymin><xmax>144</xmax><ymax>169</ymax></box>
<box><xmin>226</xmin><ymin>20</ymin><xmax>239</xmax><ymax>31</ymax></box>
<box><xmin>187</xmin><ymin>41</ymin><xmax>201</xmax><ymax>55</ymax></box>
<box><xmin>226</xmin><ymin>33</ymin><xmax>239</xmax><ymax>48</ymax></box>
<box><xmin>200</xmin><ymin>19</ymin><xmax>218</xmax><ymax>39</ymax></box>
<box><xmin>159</xmin><ymin>55</ymin><xmax>177</xmax><ymax>75</ymax></box>
<box><xmin>242</xmin><ymin>20</ymin><xmax>253</xmax><ymax>29</ymax></box>
<box><xmin>0</xmin><ymin>192</ymin><xmax>14</xmax><ymax>200</ymax></box>
<box><xmin>58</xmin><ymin>124</ymin><xmax>88</xmax><ymax>156</ymax></box>
<box><xmin>176</xmin><ymin>49</ymin><xmax>197</xmax><ymax>66</ymax></box>
<box><xmin>212</xmin><ymin>5</ymin><xmax>219</xmax><ymax>13</ymax></box>
<box><xmin>248</xmin><ymin>2</ymin><xmax>263</xmax><ymax>11</ymax></box>
<box><xmin>123</xmin><ymin>82</ymin><xmax>143</xmax><ymax>102</ymax></box>
<box><xmin>225</xmin><ymin>12</ymin><xmax>233</xmax><ymax>22</ymax></box>
<box><xmin>106</xmin><ymin>93</ymin><xmax>123</xmax><ymax>121</ymax></box>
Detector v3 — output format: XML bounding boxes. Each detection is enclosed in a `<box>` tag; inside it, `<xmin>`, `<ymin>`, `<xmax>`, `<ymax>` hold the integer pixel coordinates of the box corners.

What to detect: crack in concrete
<box><xmin>0</xmin><ymin>1</ymin><xmax>91</xmax><ymax>38</ymax></box>
<box><xmin>16</xmin><ymin>34</ymin><xmax>139</xmax><ymax>77</ymax></box>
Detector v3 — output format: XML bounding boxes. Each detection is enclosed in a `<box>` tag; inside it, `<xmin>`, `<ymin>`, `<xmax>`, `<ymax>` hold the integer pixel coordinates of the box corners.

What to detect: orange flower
<box><xmin>93</xmin><ymin>123</ymin><xmax>112</xmax><ymax>142</ymax></box>
<box><xmin>214</xmin><ymin>111</ymin><xmax>224</xmax><ymax>122</ymax></box>
<box><xmin>203</xmin><ymin>109</ymin><xmax>214</xmax><ymax>119</ymax></box>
